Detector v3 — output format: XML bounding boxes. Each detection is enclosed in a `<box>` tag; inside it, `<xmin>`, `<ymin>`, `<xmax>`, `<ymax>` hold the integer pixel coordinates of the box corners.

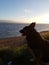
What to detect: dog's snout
<box><xmin>20</xmin><ymin>30</ymin><xmax>22</xmax><ymax>33</ymax></box>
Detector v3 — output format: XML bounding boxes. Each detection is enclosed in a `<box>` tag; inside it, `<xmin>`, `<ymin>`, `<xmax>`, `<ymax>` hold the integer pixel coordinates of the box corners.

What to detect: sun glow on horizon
<box><xmin>1</xmin><ymin>13</ymin><xmax>49</xmax><ymax>24</ymax></box>
<box><xmin>12</xmin><ymin>13</ymin><xmax>49</xmax><ymax>24</ymax></box>
<box><xmin>31</xmin><ymin>13</ymin><xmax>49</xmax><ymax>24</ymax></box>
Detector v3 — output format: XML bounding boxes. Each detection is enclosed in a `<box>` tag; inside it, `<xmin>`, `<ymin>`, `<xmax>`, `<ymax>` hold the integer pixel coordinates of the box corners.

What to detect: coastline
<box><xmin>0</xmin><ymin>30</ymin><xmax>49</xmax><ymax>48</ymax></box>
<box><xmin>0</xmin><ymin>36</ymin><xmax>26</xmax><ymax>48</ymax></box>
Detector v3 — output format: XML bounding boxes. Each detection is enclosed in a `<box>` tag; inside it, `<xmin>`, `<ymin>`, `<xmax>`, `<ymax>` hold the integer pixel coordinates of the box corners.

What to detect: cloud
<box><xmin>24</xmin><ymin>9</ymin><xmax>32</xmax><ymax>13</ymax></box>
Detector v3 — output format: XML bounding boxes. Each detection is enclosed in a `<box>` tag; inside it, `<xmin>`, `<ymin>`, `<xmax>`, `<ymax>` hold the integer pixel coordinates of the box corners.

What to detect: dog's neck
<box><xmin>26</xmin><ymin>29</ymin><xmax>44</xmax><ymax>49</ymax></box>
<box><xmin>26</xmin><ymin>29</ymin><xmax>43</xmax><ymax>41</ymax></box>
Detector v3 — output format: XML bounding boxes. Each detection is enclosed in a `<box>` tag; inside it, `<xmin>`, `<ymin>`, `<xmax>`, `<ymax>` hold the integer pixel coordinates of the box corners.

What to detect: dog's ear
<box><xmin>30</xmin><ymin>22</ymin><xmax>36</xmax><ymax>28</ymax></box>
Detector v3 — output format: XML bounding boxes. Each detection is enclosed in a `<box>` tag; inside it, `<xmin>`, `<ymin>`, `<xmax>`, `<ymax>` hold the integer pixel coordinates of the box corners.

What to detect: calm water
<box><xmin>0</xmin><ymin>23</ymin><xmax>49</xmax><ymax>38</ymax></box>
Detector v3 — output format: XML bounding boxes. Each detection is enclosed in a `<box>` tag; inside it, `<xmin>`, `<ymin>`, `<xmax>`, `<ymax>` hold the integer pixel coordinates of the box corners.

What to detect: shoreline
<box><xmin>0</xmin><ymin>36</ymin><xmax>26</xmax><ymax>48</ymax></box>
<box><xmin>0</xmin><ymin>30</ymin><xmax>49</xmax><ymax>48</ymax></box>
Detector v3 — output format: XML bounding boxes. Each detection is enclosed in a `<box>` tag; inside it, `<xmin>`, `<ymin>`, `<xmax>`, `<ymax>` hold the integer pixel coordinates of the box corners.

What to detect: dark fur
<box><xmin>20</xmin><ymin>23</ymin><xmax>49</xmax><ymax>64</ymax></box>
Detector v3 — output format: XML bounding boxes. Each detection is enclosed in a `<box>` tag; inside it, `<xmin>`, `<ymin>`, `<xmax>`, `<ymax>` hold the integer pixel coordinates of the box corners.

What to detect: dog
<box><xmin>20</xmin><ymin>22</ymin><xmax>49</xmax><ymax>65</ymax></box>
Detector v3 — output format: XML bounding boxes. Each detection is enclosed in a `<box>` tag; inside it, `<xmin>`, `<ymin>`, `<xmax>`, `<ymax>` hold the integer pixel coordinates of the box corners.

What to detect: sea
<box><xmin>0</xmin><ymin>23</ymin><xmax>49</xmax><ymax>38</ymax></box>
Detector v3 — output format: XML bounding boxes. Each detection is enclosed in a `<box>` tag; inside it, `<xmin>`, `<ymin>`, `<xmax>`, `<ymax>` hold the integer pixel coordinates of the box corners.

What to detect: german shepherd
<box><xmin>20</xmin><ymin>23</ymin><xmax>49</xmax><ymax>65</ymax></box>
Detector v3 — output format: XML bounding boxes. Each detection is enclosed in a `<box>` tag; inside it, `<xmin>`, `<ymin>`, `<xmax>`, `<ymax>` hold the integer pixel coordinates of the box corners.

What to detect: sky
<box><xmin>0</xmin><ymin>0</ymin><xmax>49</xmax><ymax>23</ymax></box>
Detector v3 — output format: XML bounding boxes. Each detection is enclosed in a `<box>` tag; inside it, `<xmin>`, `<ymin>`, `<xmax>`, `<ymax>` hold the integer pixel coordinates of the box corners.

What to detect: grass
<box><xmin>0</xmin><ymin>46</ymin><xmax>35</xmax><ymax>65</ymax></box>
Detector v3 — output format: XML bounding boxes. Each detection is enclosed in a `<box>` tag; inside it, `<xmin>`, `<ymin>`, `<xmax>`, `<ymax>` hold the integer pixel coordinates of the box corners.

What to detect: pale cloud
<box><xmin>24</xmin><ymin>9</ymin><xmax>32</xmax><ymax>13</ymax></box>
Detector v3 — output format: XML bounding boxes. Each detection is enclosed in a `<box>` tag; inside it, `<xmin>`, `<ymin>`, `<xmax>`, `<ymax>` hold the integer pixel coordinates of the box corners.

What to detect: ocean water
<box><xmin>0</xmin><ymin>23</ymin><xmax>49</xmax><ymax>38</ymax></box>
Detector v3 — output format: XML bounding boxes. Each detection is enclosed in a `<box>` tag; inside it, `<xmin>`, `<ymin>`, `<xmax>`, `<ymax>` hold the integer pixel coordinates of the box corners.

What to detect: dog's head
<box><xmin>20</xmin><ymin>22</ymin><xmax>36</xmax><ymax>36</ymax></box>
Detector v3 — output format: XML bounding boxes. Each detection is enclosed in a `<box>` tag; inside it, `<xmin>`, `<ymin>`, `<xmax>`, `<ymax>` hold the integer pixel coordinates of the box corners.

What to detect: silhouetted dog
<box><xmin>20</xmin><ymin>23</ymin><xmax>49</xmax><ymax>65</ymax></box>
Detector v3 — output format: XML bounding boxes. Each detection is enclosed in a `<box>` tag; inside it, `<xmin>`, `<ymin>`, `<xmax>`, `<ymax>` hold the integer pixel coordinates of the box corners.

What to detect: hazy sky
<box><xmin>0</xmin><ymin>0</ymin><xmax>49</xmax><ymax>23</ymax></box>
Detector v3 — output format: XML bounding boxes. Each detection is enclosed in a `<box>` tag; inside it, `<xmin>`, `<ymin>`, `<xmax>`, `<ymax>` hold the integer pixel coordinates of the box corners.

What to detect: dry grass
<box><xmin>40</xmin><ymin>31</ymin><xmax>49</xmax><ymax>40</ymax></box>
